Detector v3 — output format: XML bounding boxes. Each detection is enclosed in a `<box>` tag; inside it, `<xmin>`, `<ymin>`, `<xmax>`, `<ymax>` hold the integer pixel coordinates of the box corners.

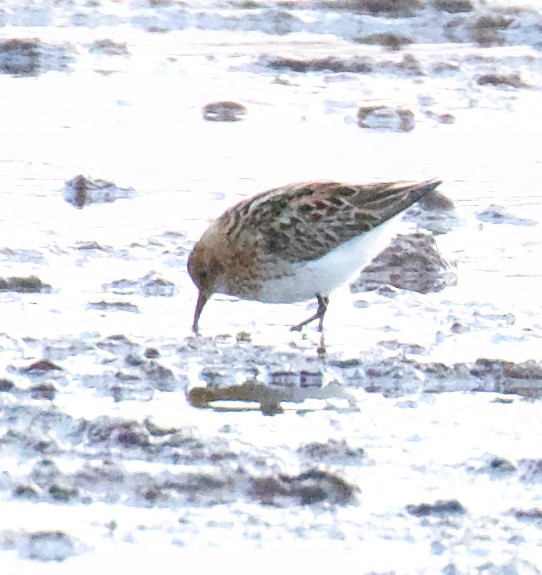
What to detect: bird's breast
<box><xmin>257</xmin><ymin>214</ymin><xmax>404</xmax><ymax>303</ymax></box>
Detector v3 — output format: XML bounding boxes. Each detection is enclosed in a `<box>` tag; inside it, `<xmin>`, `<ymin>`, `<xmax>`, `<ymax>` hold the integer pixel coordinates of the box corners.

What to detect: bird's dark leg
<box><xmin>290</xmin><ymin>294</ymin><xmax>329</xmax><ymax>332</ymax></box>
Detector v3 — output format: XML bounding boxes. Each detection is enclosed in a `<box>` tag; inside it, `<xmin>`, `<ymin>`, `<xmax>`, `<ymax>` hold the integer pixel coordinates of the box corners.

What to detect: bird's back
<box><xmin>222</xmin><ymin>179</ymin><xmax>441</xmax><ymax>264</ymax></box>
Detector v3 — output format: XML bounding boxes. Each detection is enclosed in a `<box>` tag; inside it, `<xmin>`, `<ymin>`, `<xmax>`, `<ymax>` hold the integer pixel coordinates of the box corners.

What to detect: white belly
<box><xmin>258</xmin><ymin>214</ymin><xmax>403</xmax><ymax>303</ymax></box>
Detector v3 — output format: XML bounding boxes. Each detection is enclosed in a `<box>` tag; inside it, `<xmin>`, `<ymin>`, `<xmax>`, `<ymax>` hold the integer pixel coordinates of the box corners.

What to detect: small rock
<box><xmin>0</xmin><ymin>378</ymin><xmax>15</xmax><ymax>392</ymax></box>
<box><xmin>141</xmin><ymin>273</ymin><xmax>177</xmax><ymax>297</ymax></box>
<box><xmin>124</xmin><ymin>353</ymin><xmax>145</xmax><ymax>367</ymax></box>
<box><xmin>477</xmin><ymin>205</ymin><xmax>536</xmax><ymax>226</ymax></box>
<box><xmin>351</xmin><ymin>233</ymin><xmax>456</xmax><ymax>294</ymax></box>
<box><xmin>432</xmin><ymin>0</ymin><xmax>473</xmax><ymax>13</ymax></box>
<box><xmin>298</xmin><ymin>439</ymin><xmax>365</xmax><ymax>462</ymax></box>
<box><xmin>251</xmin><ymin>469</ymin><xmax>357</xmax><ymax>505</ymax></box>
<box><xmin>512</xmin><ymin>508</ymin><xmax>542</xmax><ymax>521</ymax></box>
<box><xmin>85</xmin><ymin>416</ymin><xmax>151</xmax><ymax>448</ymax></box>
<box><xmin>202</xmin><ymin>101</ymin><xmax>247</xmax><ymax>122</ymax></box>
<box><xmin>75</xmin><ymin>459</ymin><xmax>125</xmax><ymax>487</ymax></box>
<box><xmin>357</xmin><ymin>105</ymin><xmax>415</xmax><ymax>132</ymax></box>
<box><xmin>144</xmin><ymin>361</ymin><xmax>177</xmax><ymax>392</ymax></box>
<box><xmin>477</xmin><ymin>73</ymin><xmax>529</xmax><ymax>89</ymax></box>
<box><xmin>13</xmin><ymin>484</ymin><xmax>42</xmax><ymax>499</ymax></box>
<box><xmin>73</xmin><ymin>240</ymin><xmax>112</xmax><ymax>253</ymax></box>
<box><xmin>96</xmin><ymin>334</ymin><xmax>137</xmax><ymax>353</ymax></box>
<box><xmin>417</xmin><ymin>189</ymin><xmax>455</xmax><ymax>211</ymax></box>
<box><xmin>476</xmin><ymin>558</ymin><xmax>541</xmax><ymax>575</ymax></box>
<box><xmin>31</xmin><ymin>459</ymin><xmax>61</xmax><ymax>484</ymax></box>
<box><xmin>431</xmin><ymin>60</ymin><xmax>461</xmax><ymax>75</ymax></box>
<box><xmin>328</xmin><ymin>0</ymin><xmax>421</xmax><ymax>17</ymax></box>
<box><xmin>394</xmin><ymin>53</ymin><xmax>423</xmax><ymax>75</ymax></box>
<box><xmin>0</xmin><ymin>247</ymin><xmax>46</xmax><ymax>264</ymax></box>
<box><xmin>48</xmin><ymin>484</ymin><xmax>78</xmax><ymax>502</ymax></box>
<box><xmin>265</xmin><ymin>55</ymin><xmax>373</xmax><ymax>74</ymax></box>
<box><xmin>424</xmin><ymin>110</ymin><xmax>456</xmax><ymax>124</ymax></box>
<box><xmin>0</xmin><ymin>276</ymin><xmax>51</xmax><ymax>293</ymax></box>
<box><xmin>20</xmin><ymin>531</ymin><xmax>77</xmax><ymax>562</ymax></box>
<box><xmin>0</xmin><ymin>38</ymin><xmax>40</xmax><ymax>75</ymax></box>
<box><xmin>518</xmin><ymin>459</ymin><xmax>542</xmax><ymax>482</ymax></box>
<box><xmin>406</xmin><ymin>499</ymin><xmax>466</xmax><ymax>517</ymax></box>
<box><xmin>472</xmin><ymin>14</ymin><xmax>512</xmax><ymax>47</ymax></box>
<box><xmin>30</xmin><ymin>383</ymin><xmax>57</xmax><ymax>400</ymax></box>
<box><xmin>160</xmin><ymin>470</ymin><xmax>232</xmax><ymax>495</ymax></box>
<box><xmin>353</xmin><ymin>33</ymin><xmax>412</xmax><ymax>50</ymax></box>
<box><xmin>483</xmin><ymin>456</ymin><xmax>517</xmax><ymax>474</ymax></box>
<box><xmin>21</xmin><ymin>359</ymin><xmax>63</xmax><ymax>374</ymax></box>
<box><xmin>87</xmin><ymin>301</ymin><xmax>139</xmax><ymax>313</ymax></box>
<box><xmin>103</xmin><ymin>272</ymin><xmax>176</xmax><ymax>297</ymax></box>
<box><xmin>61</xmin><ymin>174</ymin><xmax>136</xmax><ymax>208</ymax></box>
<box><xmin>405</xmin><ymin>190</ymin><xmax>460</xmax><ymax>233</ymax></box>
<box><xmin>89</xmin><ymin>39</ymin><xmax>129</xmax><ymax>55</ymax></box>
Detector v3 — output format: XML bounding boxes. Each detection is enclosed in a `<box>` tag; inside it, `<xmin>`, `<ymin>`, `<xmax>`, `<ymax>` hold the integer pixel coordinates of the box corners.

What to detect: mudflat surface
<box><xmin>1</xmin><ymin>1</ymin><xmax>542</xmax><ymax>573</ymax></box>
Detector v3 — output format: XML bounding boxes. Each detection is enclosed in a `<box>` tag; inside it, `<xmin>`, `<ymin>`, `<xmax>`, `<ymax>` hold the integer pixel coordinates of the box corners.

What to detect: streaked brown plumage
<box><xmin>188</xmin><ymin>178</ymin><xmax>442</xmax><ymax>333</ymax></box>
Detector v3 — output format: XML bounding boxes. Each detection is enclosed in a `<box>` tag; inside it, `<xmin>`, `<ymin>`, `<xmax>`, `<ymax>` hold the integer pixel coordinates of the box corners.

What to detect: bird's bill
<box><xmin>192</xmin><ymin>290</ymin><xmax>209</xmax><ymax>334</ymax></box>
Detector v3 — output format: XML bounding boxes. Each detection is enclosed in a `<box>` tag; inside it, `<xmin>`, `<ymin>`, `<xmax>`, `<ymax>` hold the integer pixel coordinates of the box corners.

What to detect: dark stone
<box><xmin>0</xmin><ymin>38</ymin><xmax>40</xmax><ymax>75</ymax></box>
<box><xmin>48</xmin><ymin>484</ymin><xmax>79</xmax><ymax>502</ymax></box>
<box><xmin>406</xmin><ymin>499</ymin><xmax>466</xmax><ymax>517</ymax></box>
<box><xmin>351</xmin><ymin>233</ymin><xmax>456</xmax><ymax>294</ymax></box>
<box><xmin>30</xmin><ymin>383</ymin><xmax>57</xmax><ymax>400</ymax></box>
<box><xmin>265</xmin><ymin>55</ymin><xmax>373</xmax><ymax>74</ymax></box>
<box><xmin>202</xmin><ymin>101</ymin><xmax>247</xmax><ymax>122</ymax></box>
<box><xmin>125</xmin><ymin>354</ymin><xmax>145</xmax><ymax>367</ymax></box>
<box><xmin>87</xmin><ymin>301</ymin><xmax>139</xmax><ymax>313</ymax></box>
<box><xmin>96</xmin><ymin>334</ymin><xmax>137</xmax><ymax>352</ymax></box>
<box><xmin>141</xmin><ymin>274</ymin><xmax>177</xmax><ymax>297</ymax></box>
<box><xmin>477</xmin><ymin>204</ymin><xmax>536</xmax><ymax>226</ymax></box>
<box><xmin>477</xmin><ymin>74</ymin><xmax>529</xmax><ymax>89</ymax></box>
<box><xmin>357</xmin><ymin>105</ymin><xmax>415</xmax><ymax>132</ymax></box>
<box><xmin>394</xmin><ymin>53</ymin><xmax>423</xmax><ymax>75</ymax></box>
<box><xmin>472</xmin><ymin>14</ymin><xmax>513</xmax><ymax>46</ymax></box>
<box><xmin>322</xmin><ymin>0</ymin><xmax>421</xmax><ymax>17</ymax></box>
<box><xmin>0</xmin><ymin>378</ymin><xmax>15</xmax><ymax>392</ymax></box>
<box><xmin>13</xmin><ymin>484</ymin><xmax>41</xmax><ymax>499</ymax></box>
<box><xmin>298</xmin><ymin>439</ymin><xmax>365</xmax><ymax>462</ymax></box>
<box><xmin>21</xmin><ymin>531</ymin><xmax>77</xmax><ymax>562</ymax></box>
<box><xmin>144</xmin><ymin>361</ymin><xmax>177</xmax><ymax>391</ymax></box>
<box><xmin>21</xmin><ymin>359</ymin><xmax>63</xmax><ymax>373</ymax></box>
<box><xmin>512</xmin><ymin>508</ymin><xmax>542</xmax><ymax>520</ymax></box>
<box><xmin>61</xmin><ymin>174</ymin><xmax>135</xmax><ymax>208</ymax></box>
<box><xmin>432</xmin><ymin>0</ymin><xmax>473</xmax><ymax>13</ymax></box>
<box><xmin>0</xmin><ymin>275</ymin><xmax>51</xmax><ymax>293</ymax></box>
<box><xmin>85</xmin><ymin>416</ymin><xmax>150</xmax><ymax>447</ymax></box>
<box><xmin>518</xmin><ymin>459</ymin><xmax>542</xmax><ymax>482</ymax></box>
<box><xmin>0</xmin><ymin>38</ymin><xmax>73</xmax><ymax>76</ymax></box>
<box><xmin>487</xmin><ymin>457</ymin><xmax>516</xmax><ymax>473</ymax></box>
<box><xmin>89</xmin><ymin>39</ymin><xmax>129</xmax><ymax>55</ymax></box>
<box><xmin>251</xmin><ymin>469</ymin><xmax>357</xmax><ymax>505</ymax></box>
<box><xmin>353</xmin><ymin>33</ymin><xmax>412</xmax><ymax>50</ymax></box>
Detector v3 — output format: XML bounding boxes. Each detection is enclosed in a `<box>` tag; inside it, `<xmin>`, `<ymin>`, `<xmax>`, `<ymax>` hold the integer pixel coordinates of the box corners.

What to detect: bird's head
<box><xmin>187</xmin><ymin>229</ymin><xmax>227</xmax><ymax>333</ymax></box>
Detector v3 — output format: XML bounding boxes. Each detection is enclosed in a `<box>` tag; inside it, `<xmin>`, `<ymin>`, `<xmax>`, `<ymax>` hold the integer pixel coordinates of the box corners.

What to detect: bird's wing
<box><xmin>229</xmin><ymin>179</ymin><xmax>441</xmax><ymax>263</ymax></box>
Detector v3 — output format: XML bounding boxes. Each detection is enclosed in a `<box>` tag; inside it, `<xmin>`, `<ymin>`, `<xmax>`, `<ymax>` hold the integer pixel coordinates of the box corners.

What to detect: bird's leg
<box><xmin>290</xmin><ymin>294</ymin><xmax>329</xmax><ymax>332</ymax></box>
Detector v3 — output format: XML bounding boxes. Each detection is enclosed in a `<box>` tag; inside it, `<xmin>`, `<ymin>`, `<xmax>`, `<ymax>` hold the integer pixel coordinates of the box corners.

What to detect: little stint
<box><xmin>188</xmin><ymin>178</ymin><xmax>442</xmax><ymax>333</ymax></box>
